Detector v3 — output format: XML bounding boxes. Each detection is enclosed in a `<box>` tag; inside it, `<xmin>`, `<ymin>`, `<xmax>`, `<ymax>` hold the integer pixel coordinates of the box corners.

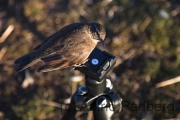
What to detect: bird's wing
<box><xmin>33</xmin><ymin>23</ymin><xmax>89</xmax><ymax>51</ymax></box>
<box><xmin>37</xmin><ymin>30</ymin><xmax>94</xmax><ymax>72</ymax></box>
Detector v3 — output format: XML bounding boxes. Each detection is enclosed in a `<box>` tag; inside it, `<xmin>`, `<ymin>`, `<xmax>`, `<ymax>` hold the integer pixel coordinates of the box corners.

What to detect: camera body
<box><xmin>75</xmin><ymin>48</ymin><xmax>116</xmax><ymax>82</ymax></box>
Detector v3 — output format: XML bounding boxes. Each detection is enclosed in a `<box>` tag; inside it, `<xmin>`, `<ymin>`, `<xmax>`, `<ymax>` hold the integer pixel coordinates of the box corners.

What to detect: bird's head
<box><xmin>90</xmin><ymin>22</ymin><xmax>106</xmax><ymax>46</ymax></box>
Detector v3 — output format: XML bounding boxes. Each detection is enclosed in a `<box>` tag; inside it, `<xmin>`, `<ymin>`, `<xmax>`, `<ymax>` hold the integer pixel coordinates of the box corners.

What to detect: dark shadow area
<box><xmin>1</xmin><ymin>0</ymin><xmax>180</xmax><ymax>119</ymax></box>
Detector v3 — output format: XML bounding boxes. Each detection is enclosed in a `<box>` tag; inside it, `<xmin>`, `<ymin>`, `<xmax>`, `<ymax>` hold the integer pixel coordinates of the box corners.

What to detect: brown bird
<box><xmin>15</xmin><ymin>22</ymin><xmax>106</xmax><ymax>72</ymax></box>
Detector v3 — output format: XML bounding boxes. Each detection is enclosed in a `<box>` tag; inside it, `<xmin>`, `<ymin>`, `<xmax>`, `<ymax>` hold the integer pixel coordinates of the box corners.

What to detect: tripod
<box><xmin>61</xmin><ymin>48</ymin><xmax>122</xmax><ymax>120</ymax></box>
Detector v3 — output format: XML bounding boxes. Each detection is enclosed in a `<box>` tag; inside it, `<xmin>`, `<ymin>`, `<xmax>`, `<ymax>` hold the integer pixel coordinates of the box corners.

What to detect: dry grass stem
<box><xmin>155</xmin><ymin>76</ymin><xmax>180</xmax><ymax>88</ymax></box>
<box><xmin>0</xmin><ymin>25</ymin><xmax>14</xmax><ymax>43</ymax></box>
<box><xmin>0</xmin><ymin>47</ymin><xmax>7</xmax><ymax>60</ymax></box>
<box><xmin>43</xmin><ymin>100</ymin><xmax>62</xmax><ymax>108</ymax></box>
<box><xmin>140</xmin><ymin>17</ymin><xmax>152</xmax><ymax>32</ymax></box>
<box><xmin>115</xmin><ymin>48</ymin><xmax>136</xmax><ymax>67</ymax></box>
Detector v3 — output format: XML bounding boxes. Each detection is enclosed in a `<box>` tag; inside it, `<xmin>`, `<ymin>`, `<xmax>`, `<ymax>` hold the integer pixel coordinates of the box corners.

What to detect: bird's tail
<box><xmin>14</xmin><ymin>51</ymin><xmax>41</xmax><ymax>72</ymax></box>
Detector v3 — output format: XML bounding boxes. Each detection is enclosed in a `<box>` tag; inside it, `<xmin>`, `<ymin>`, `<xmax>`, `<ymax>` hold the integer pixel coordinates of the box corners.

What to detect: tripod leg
<box><xmin>93</xmin><ymin>96</ymin><xmax>114</xmax><ymax>120</ymax></box>
<box><xmin>61</xmin><ymin>101</ymin><xmax>77</xmax><ymax>120</ymax></box>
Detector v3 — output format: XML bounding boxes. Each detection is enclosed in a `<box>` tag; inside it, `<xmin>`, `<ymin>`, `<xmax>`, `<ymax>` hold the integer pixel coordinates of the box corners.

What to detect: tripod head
<box><xmin>62</xmin><ymin>48</ymin><xmax>122</xmax><ymax>120</ymax></box>
<box><xmin>75</xmin><ymin>47</ymin><xmax>116</xmax><ymax>82</ymax></box>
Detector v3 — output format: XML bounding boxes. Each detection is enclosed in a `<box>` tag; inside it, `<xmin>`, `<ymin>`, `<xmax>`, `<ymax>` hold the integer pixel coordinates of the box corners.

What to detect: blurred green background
<box><xmin>1</xmin><ymin>0</ymin><xmax>180</xmax><ymax>119</ymax></box>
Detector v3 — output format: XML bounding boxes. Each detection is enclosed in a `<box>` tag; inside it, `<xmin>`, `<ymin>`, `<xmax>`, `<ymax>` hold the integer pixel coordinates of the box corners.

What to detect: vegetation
<box><xmin>0</xmin><ymin>0</ymin><xmax>180</xmax><ymax>119</ymax></box>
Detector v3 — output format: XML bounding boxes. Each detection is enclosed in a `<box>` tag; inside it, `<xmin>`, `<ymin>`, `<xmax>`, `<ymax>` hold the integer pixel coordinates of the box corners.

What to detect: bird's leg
<box><xmin>72</xmin><ymin>57</ymin><xmax>91</xmax><ymax>70</ymax></box>
<box><xmin>72</xmin><ymin>64</ymin><xmax>85</xmax><ymax>70</ymax></box>
<box><xmin>73</xmin><ymin>64</ymin><xmax>86</xmax><ymax>68</ymax></box>
<box><xmin>73</xmin><ymin>59</ymin><xmax>90</xmax><ymax>69</ymax></box>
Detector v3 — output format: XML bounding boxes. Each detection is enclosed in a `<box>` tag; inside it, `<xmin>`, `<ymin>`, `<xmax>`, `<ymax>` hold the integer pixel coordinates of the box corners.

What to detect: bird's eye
<box><xmin>96</xmin><ymin>31</ymin><xmax>100</xmax><ymax>37</ymax></box>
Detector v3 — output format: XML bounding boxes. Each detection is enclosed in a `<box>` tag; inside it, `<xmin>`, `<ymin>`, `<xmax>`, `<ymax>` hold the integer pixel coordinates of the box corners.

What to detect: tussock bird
<box><xmin>15</xmin><ymin>22</ymin><xmax>106</xmax><ymax>72</ymax></box>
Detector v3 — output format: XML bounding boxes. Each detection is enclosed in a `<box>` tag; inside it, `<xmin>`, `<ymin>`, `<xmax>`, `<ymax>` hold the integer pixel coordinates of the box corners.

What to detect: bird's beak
<box><xmin>99</xmin><ymin>39</ymin><xmax>105</xmax><ymax>46</ymax></box>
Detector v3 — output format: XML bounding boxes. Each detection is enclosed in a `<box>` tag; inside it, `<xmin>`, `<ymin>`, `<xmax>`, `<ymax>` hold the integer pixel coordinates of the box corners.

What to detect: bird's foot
<box><xmin>73</xmin><ymin>64</ymin><xmax>86</xmax><ymax>68</ymax></box>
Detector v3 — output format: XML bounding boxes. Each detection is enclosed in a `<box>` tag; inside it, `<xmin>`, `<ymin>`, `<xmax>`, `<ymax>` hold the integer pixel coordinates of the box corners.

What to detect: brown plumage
<box><xmin>15</xmin><ymin>22</ymin><xmax>106</xmax><ymax>72</ymax></box>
